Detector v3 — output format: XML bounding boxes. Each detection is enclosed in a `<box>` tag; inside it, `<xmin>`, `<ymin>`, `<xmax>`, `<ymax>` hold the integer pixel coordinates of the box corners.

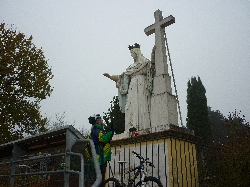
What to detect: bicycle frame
<box><xmin>103</xmin><ymin>151</ymin><xmax>162</xmax><ymax>187</ymax></box>
<box><xmin>125</xmin><ymin>152</ymin><xmax>153</xmax><ymax>187</ymax></box>
<box><xmin>140</xmin><ymin>160</ymin><xmax>147</xmax><ymax>187</ymax></box>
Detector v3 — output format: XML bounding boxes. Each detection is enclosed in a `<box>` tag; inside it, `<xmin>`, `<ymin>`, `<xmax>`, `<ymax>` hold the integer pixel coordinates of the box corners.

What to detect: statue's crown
<box><xmin>128</xmin><ymin>43</ymin><xmax>140</xmax><ymax>50</ymax></box>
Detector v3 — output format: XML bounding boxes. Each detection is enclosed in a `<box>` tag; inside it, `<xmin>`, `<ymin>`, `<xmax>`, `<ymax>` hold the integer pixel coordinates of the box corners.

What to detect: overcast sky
<box><xmin>1</xmin><ymin>1</ymin><xmax>250</xmax><ymax>131</ymax></box>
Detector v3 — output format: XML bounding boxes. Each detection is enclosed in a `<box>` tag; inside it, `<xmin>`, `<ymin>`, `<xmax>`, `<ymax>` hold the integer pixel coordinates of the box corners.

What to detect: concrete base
<box><xmin>109</xmin><ymin>127</ymin><xmax>199</xmax><ymax>187</ymax></box>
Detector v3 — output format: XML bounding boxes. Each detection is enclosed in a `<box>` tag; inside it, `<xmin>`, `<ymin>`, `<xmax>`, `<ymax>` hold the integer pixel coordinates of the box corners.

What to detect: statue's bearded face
<box><xmin>130</xmin><ymin>50</ymin><xmax>137</xmax><ymax>60</ymax></box>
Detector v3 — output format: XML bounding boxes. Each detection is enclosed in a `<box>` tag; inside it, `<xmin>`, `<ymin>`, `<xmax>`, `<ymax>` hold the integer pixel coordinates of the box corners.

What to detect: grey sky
<box><xmin>1</xmin><ymin>1</ymin><xmax>250</xmax><ymax>131</ymax></box>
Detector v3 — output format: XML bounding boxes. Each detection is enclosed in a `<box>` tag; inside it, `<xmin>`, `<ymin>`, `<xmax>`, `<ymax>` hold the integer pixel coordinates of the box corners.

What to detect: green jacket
<box><xmin>91</xmin><ymin>124</ymin><xmax>113</xmax><ymax>165</ymax></box>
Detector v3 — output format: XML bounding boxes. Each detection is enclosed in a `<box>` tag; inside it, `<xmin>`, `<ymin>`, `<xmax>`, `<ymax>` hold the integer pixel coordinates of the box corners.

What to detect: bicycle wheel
<box><xmin>135</xmin><ymin>176</ymin><xmax>163</xmax><ymax>187</ymax></box>
<box><xmin>100</xmin><ymin>177</ymin><xmax>121</xmax><ymax>187</ymax></box>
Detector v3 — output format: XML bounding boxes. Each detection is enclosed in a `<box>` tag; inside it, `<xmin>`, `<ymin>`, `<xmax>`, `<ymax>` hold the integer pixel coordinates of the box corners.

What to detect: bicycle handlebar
<box><xmin>132</xmin><ymin>151</ymin><xmax>155</xmax><ymax>168</ymax></box>
<box><xmin>132</xmin><ymin>151</ymin><xmax>143</xmax><ymax>159</ymax></box>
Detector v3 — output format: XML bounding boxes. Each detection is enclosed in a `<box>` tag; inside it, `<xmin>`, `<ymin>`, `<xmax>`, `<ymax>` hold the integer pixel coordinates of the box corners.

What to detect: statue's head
<box><xmin>128</xmin><ymin>43</ymin><xmax>140</xmax><ymax>50</ymax></box>
<box><xmin>128</xmin><ymin>43</ymin><xmax>142</xmax><ymax>62</ymax></box>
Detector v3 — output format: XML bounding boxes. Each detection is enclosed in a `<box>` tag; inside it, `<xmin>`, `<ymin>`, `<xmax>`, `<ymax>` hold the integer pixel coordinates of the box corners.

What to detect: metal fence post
<box><xmin>10</xmin><ymin>143</ymin><xmax>26</xmax><ymax>185</ymax></box>
<box><xmin>64</xmin><ymin>129</ymin><xmax>77</xmax><ymax>187</ymax></box>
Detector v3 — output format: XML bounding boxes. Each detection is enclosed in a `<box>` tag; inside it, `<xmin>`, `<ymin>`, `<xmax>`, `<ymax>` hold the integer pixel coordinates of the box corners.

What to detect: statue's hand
<box><xmin>103</xmin><ymin>73</ymin><xmax>110</xmax><ymax>78</ymax></box>
<box><xmin>103</xmin><ymin>73</ymin><xmax>118</xmax><ymax>82</ymax></box>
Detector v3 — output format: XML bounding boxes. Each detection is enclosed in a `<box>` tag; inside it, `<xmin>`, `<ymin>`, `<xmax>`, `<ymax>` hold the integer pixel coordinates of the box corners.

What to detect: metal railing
<box><xmin>0</xmin><ymin>125</ymin><xmax>101</xmax><ymax>187</ymax></box>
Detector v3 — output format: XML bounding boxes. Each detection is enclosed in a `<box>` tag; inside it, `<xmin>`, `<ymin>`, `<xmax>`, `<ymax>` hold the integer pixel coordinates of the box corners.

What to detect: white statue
<box><xmin>104</xmin><ymin>43</ymin><xmax>156</xmax><ymax>132</ymax></box>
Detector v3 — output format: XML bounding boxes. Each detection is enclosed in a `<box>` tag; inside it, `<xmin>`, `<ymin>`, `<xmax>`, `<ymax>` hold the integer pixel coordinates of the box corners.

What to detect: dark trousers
<box><xmin>100</xmin><ymin>162</ymin><xmax>107</xmax><ymax>182</ymax></box>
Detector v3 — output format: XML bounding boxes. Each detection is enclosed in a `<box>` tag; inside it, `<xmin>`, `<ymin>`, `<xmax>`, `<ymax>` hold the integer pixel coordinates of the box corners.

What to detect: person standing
<box><xmin>88</xmin><ymin>114</ymin><xmax>114</xmax><ymax>182</ymax></box>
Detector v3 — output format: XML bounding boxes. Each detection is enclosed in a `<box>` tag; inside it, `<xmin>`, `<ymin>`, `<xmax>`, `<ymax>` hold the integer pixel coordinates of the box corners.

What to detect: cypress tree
<box><xmin>186</xmin><ymin>76</ymin><xmax>211</xmax><ymax>142</ymax></box>
<box><xmin>103</xmin><ymin>96</ymin><xmax>125</xmax><ymax>134</ymax></box>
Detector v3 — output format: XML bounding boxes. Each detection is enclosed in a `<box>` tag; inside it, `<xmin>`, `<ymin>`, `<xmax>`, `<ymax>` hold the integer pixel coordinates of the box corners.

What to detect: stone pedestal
<box><xmin>108</xmin><ymin>127</ymin><xmax>198</xmax><ymax>187</ymax></box>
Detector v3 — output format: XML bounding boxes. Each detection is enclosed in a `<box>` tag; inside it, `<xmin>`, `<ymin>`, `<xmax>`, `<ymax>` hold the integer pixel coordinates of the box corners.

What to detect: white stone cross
<box><xmin>144</xmin><ymin>10</ymin><xmax>175</xmax><ymax>76</ymax></box>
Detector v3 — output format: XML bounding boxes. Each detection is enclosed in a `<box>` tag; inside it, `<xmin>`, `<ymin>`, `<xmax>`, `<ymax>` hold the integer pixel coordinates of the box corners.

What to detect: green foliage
<box><xmin>224</xmin><ymin>110</ymin><xmax>249</xmax><ymax>139</ymax></box>
<box><xmin>212</xmin><ymin>110</ymin><xmax>250</xmax><ymax>186</ymax></box>
<box><xmin>0</xmin><ymin>23</ymin><xmax>53</xmax><ymax>143</ymax></box>
<box><xmin>186</xmin><ymin>76</ymin><xmax>211</xmax><ymax>142</ymax></box>
<box><xmin>103</xmin><ymin>96</ymin><xmax>125</xmax><ymax>134</ymax></box>
<box><xmin>208</xmin><ymin>107</ymin><xmax>227</xmax><ymax>143</ymax></box>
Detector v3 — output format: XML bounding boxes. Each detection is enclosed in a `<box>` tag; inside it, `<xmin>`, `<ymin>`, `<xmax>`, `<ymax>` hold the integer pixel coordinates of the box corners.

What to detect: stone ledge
<box><xmin>111</xmin><ymin>127</ymin><xmax>199</xmax><ymax>146</ymax></box>
<box><xmin>112</xmin><ymin>124</ymin><xmax>194</xmax><ymax>141</ymax></box>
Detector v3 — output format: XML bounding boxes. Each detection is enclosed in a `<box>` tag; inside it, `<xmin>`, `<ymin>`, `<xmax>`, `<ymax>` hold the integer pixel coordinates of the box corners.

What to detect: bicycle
<box><xmin>101</xmin><ymin>151</ymin><xmax>163</xmax><ymax>187</ymax></box>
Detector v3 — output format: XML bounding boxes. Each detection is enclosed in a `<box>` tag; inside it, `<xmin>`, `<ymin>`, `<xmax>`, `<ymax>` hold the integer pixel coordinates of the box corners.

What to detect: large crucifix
<box><xmin>144</xmin><ymin>10</ymin><xmax>175</xmax><ymax>77</ymax></box>
<box><xmin>144</xmin><ymin>10</ymin><xmax>178</xmax><ymax>129</ymax></box>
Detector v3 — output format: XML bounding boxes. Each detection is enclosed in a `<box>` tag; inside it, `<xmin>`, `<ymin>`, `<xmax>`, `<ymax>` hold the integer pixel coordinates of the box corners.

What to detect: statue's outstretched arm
<box><xmin>103</xmin><ymin>73</ymin><xmax>118</xmax><ymax>82</ymax></box>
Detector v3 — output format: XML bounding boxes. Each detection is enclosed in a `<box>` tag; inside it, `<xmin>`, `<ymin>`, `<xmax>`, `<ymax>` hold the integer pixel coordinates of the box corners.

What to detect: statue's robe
<box><xmin>116</xmin><ymin>57</ymin><xmax>154</xmax><ymax>132</ymax></box>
